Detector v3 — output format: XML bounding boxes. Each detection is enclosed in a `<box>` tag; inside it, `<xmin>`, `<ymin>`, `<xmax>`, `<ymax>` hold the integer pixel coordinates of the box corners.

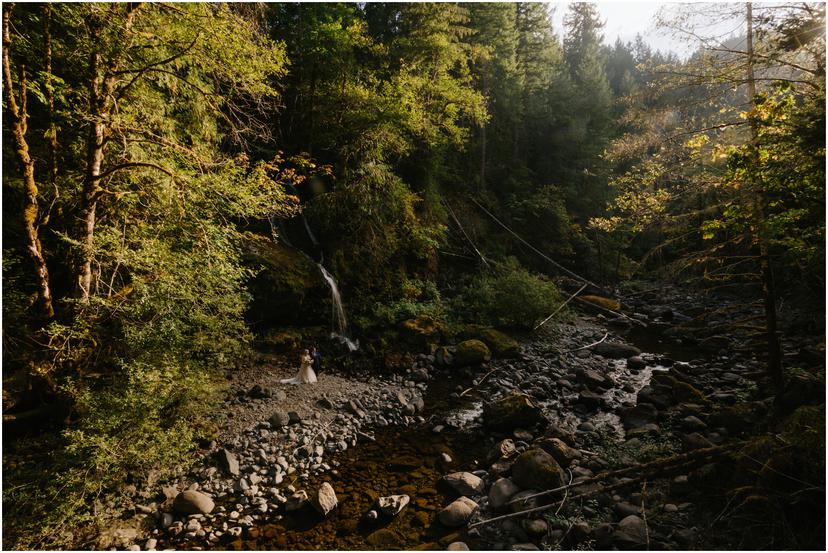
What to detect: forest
<box><xmin>2</xmin><ymin>2</ymin><xmax>825</xmax><ymax>551</ymax></box>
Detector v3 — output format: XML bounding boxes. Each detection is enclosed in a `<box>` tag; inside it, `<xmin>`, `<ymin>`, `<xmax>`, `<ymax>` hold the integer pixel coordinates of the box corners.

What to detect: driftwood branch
<box><xmin>562</xmin><ymin>332</ymin><xmax>608</xmax><ymax>354</ymax></box>
<box><xmin>573</xmin><ymin>296</ymin><xmax>646</xmax><ymax>327</ymax></box>
<box><xmin>533</xmin><ymin>283</ymin><xmax>588</xmax><ymax>332</ymax></box>
<box><xmin>459</xmin><ymin>366</ymin><xmax>502</xmax><ymax>398</ymax></box>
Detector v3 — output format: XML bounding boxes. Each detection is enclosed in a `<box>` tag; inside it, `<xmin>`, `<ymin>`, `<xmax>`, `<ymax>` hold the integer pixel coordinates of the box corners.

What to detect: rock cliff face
<box><xmin>240</xmin><ymin>232</ymin><xmax>326</xmax><ymax>327</ymax></box>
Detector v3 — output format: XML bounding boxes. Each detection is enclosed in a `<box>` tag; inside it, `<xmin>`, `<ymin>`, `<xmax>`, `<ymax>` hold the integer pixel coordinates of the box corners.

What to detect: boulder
<box><xmin>442</xmin><ymin>472</ymin><xmax>485</xmax><ymax>496</ymax></box>
<box><xmin>384</xmin><ymin>351</ymin><xmax>415</xmax><ymax>372</ymax></box>
<box><xmin>511</xmin><ymin>448</ymin><xmax>565</xmax><ymax>490</ymax></box>
<box><xmin>172</xmin><ymin>490</ymin><xmax>214</xmax><ymax>515</ymax></box>
<box><xmin>577</xmin><ymin>368</ymin><xmax>610</xmax><ymax>390</ymax></box>
<box><xmin>477</xmin><ymin>328</ymin><xmax>520</xmax><ymax>358</ymax></box>
<box><xmin>522</xmin><ymin>518</ymin><xmax>548</xmax><ymax>537</ymax></box>
<box><xmin>593</xmin><ymin>342</ymin><xmax>641</xmax><ymax>359</ymax></box>
<box><xmin>536</xmin><ymin>438</ymin><xmax>582</xmax><ymax>468</ymax></box>
<box><xmin>311</xmin><ymin>482</ymin><xmax>338</xmax><ymax>517</ymax></box>
<box><xmin>399</xmin><ymin>316</ymin><xmax>442</xmax><ymax>349</ymax></box>
<box><xmin>578</xmin><ymin>389</ymin><xmax>605</xmax><ymax>408</ymax></box>
<box><xmin>454</xmin><ymin>340</ymin><xmax>491</xmax><ymax>366</ymax></box>
<box><xmin>438</xmin><ymin>497</ymin><xmax>478</xmax><ymax>527</ymax></box>
<box><xmin>488</xmin><ymin>478</ymin><xmax>521</xmax><ymax>511</ymax></box>
<box><xmin>216</xmin><ymin>448</ymin><xmax>239</xmax><ymax>477</ymax></box>
<box><xmin>509</xmin><ymin>490</ymin><xmax>543</xmax><ymax>512</ymax></box>
<box><xmin>614</xmin><ymin>515</ymin><xmax>647</xmax><ymax>546</ymax></box>
<box><xmin>483</xmin><ymin>392</ymin><xmax>545</xmax><ymax>432</ymax></box>
<box><xmin>377</xmin><ymin>494</ymin><xmax>410</xmax><ymax>517</ymax></box>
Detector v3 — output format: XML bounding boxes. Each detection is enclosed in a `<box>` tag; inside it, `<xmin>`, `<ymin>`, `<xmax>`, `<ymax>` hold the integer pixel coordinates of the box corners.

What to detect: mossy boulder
<box><xmin>399</xmin><ymin>316</ymin><xmax>443</xmax><ymax>350</ymax></box>
<box><xmin>650</xmin><ymin>371</ymin><xmax>709</xmax><ymax>405</ymax></box>
<box><xmin>240</xmin><ymin>232</ymin><xmax>324</xmax><ymax>326</ymax></box>
<box><xmin>579</xmin><ymin>295</ymin><xmax>621</xmax><ymax>311</ymax></box>
<box><xmin>454</xmin><ymin>339</ymin><xmax>491</xmax><ymax>366</ymax></box>
<box><xmin>483</xmin><ymin>392</ymin><xmax>545</xmax><ymax>432</ymax></box>
<box><xmin>477</xmin><ymin>328</ymin><xmax>520</xmax><ymax>358</ymax></box>
<box><xmin>511</xmin><ymin>447</ymin><xmax>566</xmax><ymax>490</ymax></box>
<box><xmin>257</xmin><ymin>328</ymin><xmax>303</xmax><ymax>352</ymax></box>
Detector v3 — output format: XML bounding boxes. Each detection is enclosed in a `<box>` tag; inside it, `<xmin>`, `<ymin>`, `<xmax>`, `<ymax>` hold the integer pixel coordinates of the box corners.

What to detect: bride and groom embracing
<box><xmin>280</xmin><ymin>345</ymin><xmax>323</xmax><ymax>385</ymax></box>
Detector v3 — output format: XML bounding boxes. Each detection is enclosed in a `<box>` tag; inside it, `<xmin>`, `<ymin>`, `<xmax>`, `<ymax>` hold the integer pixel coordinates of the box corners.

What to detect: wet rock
<box><xmin>593</xmin><ymin>342</ymin><xmax>641</xmax><ymax>359</ymax></box>
<box><xmin>442</xmin><ymin>472</ymin><xmax>485</xmax><ymax>496</ymax></box>
<box><xmin>377</xmin><ymin>494</ymin><xmax>410</xmax><ymax>517</ymax></box>
<box><xmin>681</xmin><ymin>432</ymin><xmax>712</xmax><ymax>450</ymax></box>
<box><xmin>511</xmin><ymin>448</ymin><xmax>565</xmax><ymax>490</ymax></box>
<box><xmin>627</xmin><ymin>356</ymin><xmax>647</xmax><ymax>370</ymax></box>
<box><xmin>536</xmin><ymin>438</ymin><xmax>582</xmax><ymax>468</ymax></box>
<box><xmin>489</xmin><ymin>478</ymin><xmax>521</xmax><ymax>511</ymax></box>
<box><xmin>626</xmin><ymin>423</ymin><xmax>660</xmax><ymax>438</ymax></box>
<box><xmin>216</xmin><ymin>449</ymin><xmax>239</xmax><ymax>477</ymax></box>
<box><xmin>621</xmin><ymin>403</ymin><xmax>659</xmax><ymax>429</ymax></box>
<box><xmin>578</xmin><ymin>368</ymin><xmax>610</xmax><ymax>390</ymax></box>
<box><xmin>438</xmin><ymin>497</ymin><xmax>478</xmax><ymax>527</ymax></box>
<box><xmin>311</xmin><ymin>482</ymin><xmax>337</xmax><ymax>517</ymax></box>
<box><xmin>172</xmin><ymin>490</ymin><xmax>214</xmax><ymax>515</ymax></box>
<box><xmin>577</xmin><ymin>389</ymin><xmax>605</xmax><ymax>408</ymax></box>
<box><xmin>454</xmin><ymin>340</ymin><xmax>491</xmax><ymax>366</ymax></box>
<box><xmin>483</xmin><ymin>392</ymin><xmax>545</xmax><ymax>432</ymax></box>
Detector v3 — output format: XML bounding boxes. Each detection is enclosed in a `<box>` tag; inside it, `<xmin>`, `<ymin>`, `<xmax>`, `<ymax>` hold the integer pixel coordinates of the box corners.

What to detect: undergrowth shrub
<box><xmin>453</xmin><ymin>258</ymin><xmax>564</xmax><ymax>329</ymax></box>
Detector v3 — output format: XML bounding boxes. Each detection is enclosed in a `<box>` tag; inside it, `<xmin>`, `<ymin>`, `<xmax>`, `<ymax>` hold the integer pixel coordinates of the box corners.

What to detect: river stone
<box><xmin>578</xmin><ymin>368</ymin><xmax>609</xmax><ymax>389</ymax></box>
<box><xmin>377</xmin><ymin>494</ymin><xmax>410</xmax><ymax>517</ymax></box>
<box><xmin>269</xmin><ymin>410</ymin><xmax>289</xmax><ymax>428</ymax></box>
<box><xmin>522</xmin><ymin>518</ymin><xmax>548</xmax><ymax>537</ymax></box>
<box><xmin>288</xmin><ymin>411</ymin><xmax>302</xmax><ymax>425</ymax></box>
<box><xmin>627</xmin><ymin>355</ymin><xmax>647</xmax><ymax>370</ymax></box>
<box><xmin>442</xmin><ymin>472</ymin><xmax>485</xmax><ymax>496</ymax></box>
<box><xmin>447</xmin><ymin>542</ymin><xmax>470</xmax><ymax>551</ymax></box>
<box><xmin>536</xmin><ymin>437</ymin><xmax>582</xmax><ymax>468</ymax></box>
<box><xmin>311</xmin><ymin>482</ymin><xmax>338</xmax><ymax>516</ymax></box>
<box><xmin>578</xmin><ymin>389</ymin><xmax>605</xmax><ymax>408</ymax></box>
<box><xmin>172</xmin><ymin>490</ymin><xmax>214</xmax><ymax>515</ymax></box>
<box><xmin>488</xmin><ymin>438</ymin><xmax>517</xmax><ymax>461</ymax></box>
<box><xmin>614</xmin><ymin>514</ymin><xmax>647</xmax><ymax>545</ymax></box>
<box><xmin>483</xmin><ymin>392</ymin><xmax>545</xmax><ymax>432</ymax></box>
<box><xmin>216</xmin><ymin>449</ymin><xmax>239</xmax><ymax>477</ymax></box>
<box><xmin>488</xmin><ymin>477</ymin><xmax>521</xmax><ymax>511</ymax></box>
<box><xmin>681</xmin><ymin>415</ymin><xmax>707</xmax><ymax>431</ymax></box>
<box><xmin>438</xmin><ymin>496</ymin><xmax>478</xmax><ymax>527</ymax></box>
<box><xmin>435</xmin><ymin>346</ymin><xmax>454</xmax><ymax>367</ymax></box>
<box><xmin>454</xmin><ymin>340</ymin><xmax>491</xmax><ymax>366</ymax></box>
<box><xmin>593</xmin><ymin>342</ymin><xmax>641</xmax><ymax>359</ymax></box>
<box><xmin>622</xmin><ymin>403</ymin><xmax>659</xmax><ymax>429</ymax></box>
<box><xmin>511</xmin><ymin>448</ymin><xmax>565</xmax><ymax>491</ymax></box>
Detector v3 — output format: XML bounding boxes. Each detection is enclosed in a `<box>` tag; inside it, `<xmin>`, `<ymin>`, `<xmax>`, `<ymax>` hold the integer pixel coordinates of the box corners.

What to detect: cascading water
<box><xmin>317</xmin><ymin>264</ymin><xmax>359</xmax><ymax>351</ymax></box>
<box><xmin>269</xmin><ymin>211</ymin><xmax>359</xmax><ymax>351</ymax></box>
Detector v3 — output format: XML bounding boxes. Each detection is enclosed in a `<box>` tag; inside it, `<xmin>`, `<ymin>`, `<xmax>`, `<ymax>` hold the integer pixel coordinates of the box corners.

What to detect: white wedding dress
<box><xmin>280</xmin><ymin>353</ymin><xmax>317</xmax><ymax>384</ymax></box>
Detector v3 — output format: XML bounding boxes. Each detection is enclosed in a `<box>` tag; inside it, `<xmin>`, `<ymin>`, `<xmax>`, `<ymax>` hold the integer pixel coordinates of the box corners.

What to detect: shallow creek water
<box><xmin>215</xmin><ymin>327</ymin><xmax>688</xmax><ymax>550</ymax></box>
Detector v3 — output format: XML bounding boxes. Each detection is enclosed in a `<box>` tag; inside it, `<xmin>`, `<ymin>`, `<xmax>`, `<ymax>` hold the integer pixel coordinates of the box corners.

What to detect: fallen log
<box><xmin>532</xmin><ymin>283</ymin><xmax>588</xmax><ymax>332</ymax></box>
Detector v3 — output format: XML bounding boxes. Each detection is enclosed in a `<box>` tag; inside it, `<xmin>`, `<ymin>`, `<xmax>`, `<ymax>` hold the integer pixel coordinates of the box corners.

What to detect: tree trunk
<box><xmin>43</xmin><ymin>4</ymin><xmax>58</xmax><ymax>186</ymax></box>
<box><xmin>479</xmin><ymin>71</ymin><xmax>488</xmax><ymax>191</ymax></box>
<box><xmin>3</xmin><ymin>4</ymin><xmax>55</xmax><ymax>320</ymax></box>
<box><xmin>745</xmin><ymin>2</ymin><xmax>783</xmax><ymax>388</ymax></box>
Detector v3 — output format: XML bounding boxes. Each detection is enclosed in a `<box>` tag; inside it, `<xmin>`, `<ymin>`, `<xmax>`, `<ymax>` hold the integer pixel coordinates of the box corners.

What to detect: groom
<box><xmin>311</xmin><ymin>345</ymin><xmax>323</xmax><ymax>376</ymax></box>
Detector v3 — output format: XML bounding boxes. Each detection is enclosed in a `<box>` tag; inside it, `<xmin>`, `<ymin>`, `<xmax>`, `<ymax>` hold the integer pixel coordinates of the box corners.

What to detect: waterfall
<box><xmin>317</xmin><ymin>264</ymin><xmax>359</xmax><ymax>352</ymax></box>
<box><xmin>269</xmin><ymin>210</ymin><xmax>358</xmax><ymax>352</ymax></box>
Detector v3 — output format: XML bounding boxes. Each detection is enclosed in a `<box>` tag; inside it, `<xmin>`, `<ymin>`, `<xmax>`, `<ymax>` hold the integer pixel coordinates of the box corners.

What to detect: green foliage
<box><xmin>454</xmin><ymin>258</ymin><xmax>563</xmax><ymax>329</ymax></box>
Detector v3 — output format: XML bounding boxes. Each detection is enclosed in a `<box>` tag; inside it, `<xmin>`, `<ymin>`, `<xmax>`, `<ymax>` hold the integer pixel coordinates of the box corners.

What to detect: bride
<box><xmin>280</xmin><ymin>349</ymin><xmax>317</xmax><ymax>384</ymax></box>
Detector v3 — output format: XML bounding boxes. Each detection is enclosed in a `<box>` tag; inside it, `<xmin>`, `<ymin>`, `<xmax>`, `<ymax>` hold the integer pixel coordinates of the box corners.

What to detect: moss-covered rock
<box><xmin>483</xmin><ymin>391</ymin><xmax>545</xmax><ymax>431</ymax></box>
<box><xmin>476</xmin><ymin>328</ymin><xmax>520</xmax><ymax>358</ymax></box>
<box><xmin>399</xmin><ymin>316</ymin><xmax>443</xmax><ymax>350</ymax></box>
<box><xmin>454</xmin><ymin>339</ymin><xmax>491</xmax><ymax>366</ymax></box>
<box><xmin>240</xmin><ymin>232</ymin><xmax>325</xmax><ymax>326</ymax></box>
<box><xmin>511</xmin><ymin>447</ymin><xmax>565</xmax><ymax>490</ymax></box>
<box><xmin>257</xmin><ymin>328</ymin><xmax>303</xmax><ymax>352</ymax></box>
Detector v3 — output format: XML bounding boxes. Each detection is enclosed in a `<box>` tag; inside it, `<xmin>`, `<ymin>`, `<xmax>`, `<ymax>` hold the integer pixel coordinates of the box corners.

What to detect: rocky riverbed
<box><xmin>99</xmin><ymin>283</ymin><xmax>823</xmax><ymax>551</ymax></box>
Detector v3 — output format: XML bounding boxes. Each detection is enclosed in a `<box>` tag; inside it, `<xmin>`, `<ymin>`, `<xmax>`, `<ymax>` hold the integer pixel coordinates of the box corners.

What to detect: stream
<box><xmin>211</xmin><ymin>320</ymin><xmax>689</xmax><ymax>551</ymax></box>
